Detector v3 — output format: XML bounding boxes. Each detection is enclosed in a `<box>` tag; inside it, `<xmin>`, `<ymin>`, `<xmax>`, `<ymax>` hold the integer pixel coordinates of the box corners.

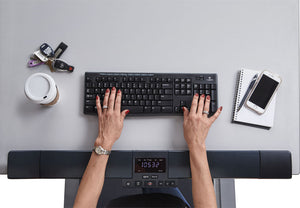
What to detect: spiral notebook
<box><xmin>232</xmin><ymin>68</ymin><xmax>276</xmax><ymax>128</ymax></box>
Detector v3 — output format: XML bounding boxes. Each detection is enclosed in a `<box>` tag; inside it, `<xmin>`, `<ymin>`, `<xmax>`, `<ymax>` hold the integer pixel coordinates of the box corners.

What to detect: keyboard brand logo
<box><xmin>206</xmin><ymin>76</ymin><xmax>214</xmax><ymax>82</ymax></box>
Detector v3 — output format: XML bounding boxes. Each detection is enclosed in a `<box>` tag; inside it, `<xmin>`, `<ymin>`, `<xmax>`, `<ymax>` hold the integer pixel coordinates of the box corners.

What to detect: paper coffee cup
<box><xmin>24</xmin><ymin>73</ymin><xmax>59</xmax><ymax>105</ymax></box>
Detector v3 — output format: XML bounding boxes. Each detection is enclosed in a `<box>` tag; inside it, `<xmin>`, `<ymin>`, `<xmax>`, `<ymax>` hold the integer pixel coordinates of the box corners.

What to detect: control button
<box><xmin>170</xmin><ymin>181</ymin><xmax>176</xmax><ymax>187</ymax></box>
<box><xmin>142</xmin><ymin>175</ymin><xmax>150</xmax><ymax>179</ymax></box>
<box><xmin>135</xmin><ymin>181</ymin><xmax>142</xmax><ymax>187</ymax></box>
<box><xmin>165</xmin><ymin>181</ymin><xmax>170</xmax><ymax>186</ymax></box>
<box><xmin>158</xmin><ymin>181</ymin><xmax>164</xmax><ymax>186</ymax></box>
<box><xmin>144</xmin><ymin>181</ymin><xmax>156</xmax><ymax>187</ymax></box>
<box><xmin>125</xmin><ymin>181</ymin><xmax>132</xmax><ymax>187</ymax></box>
<box><xmin>151</xmin><ymin>175</ymin><xmax>158</xmax><ymax>179</ymax></box>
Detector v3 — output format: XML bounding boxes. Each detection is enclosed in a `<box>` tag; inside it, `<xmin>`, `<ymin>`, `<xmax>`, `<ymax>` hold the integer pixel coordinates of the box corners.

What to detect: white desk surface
<box><xmin>0</xmin><ymin>0</ymin><xmax>299</xmax><ymax>174</ymax></box>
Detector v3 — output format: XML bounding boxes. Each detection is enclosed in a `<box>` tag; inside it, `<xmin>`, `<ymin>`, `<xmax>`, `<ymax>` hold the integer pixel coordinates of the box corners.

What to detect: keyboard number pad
<box><xmin>174</xmin><ymin>78</ymin><xmax>192</xmax><ymax>95</ymax></box>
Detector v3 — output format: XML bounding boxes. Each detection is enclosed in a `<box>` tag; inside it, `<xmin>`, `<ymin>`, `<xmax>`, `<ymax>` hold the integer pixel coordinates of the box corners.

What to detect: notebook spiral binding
<box><xmin>232</xmin><ymin>70</ymin><xmax>244</xmax><ymax>121</ymax></box>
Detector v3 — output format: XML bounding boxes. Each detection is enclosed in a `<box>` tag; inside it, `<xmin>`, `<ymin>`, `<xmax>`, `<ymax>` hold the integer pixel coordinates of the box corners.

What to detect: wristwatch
<box><xmin>93</xmin><ymin>145</ymin><xmax>111</xmax><ymax>155</ymax></box>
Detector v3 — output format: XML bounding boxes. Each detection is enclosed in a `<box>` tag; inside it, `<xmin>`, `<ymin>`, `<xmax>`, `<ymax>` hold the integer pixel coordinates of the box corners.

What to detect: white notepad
<box><xmin>232</xmin><ymin>68</ymin><xmax>276</xmax><ymax>128</ymax></box>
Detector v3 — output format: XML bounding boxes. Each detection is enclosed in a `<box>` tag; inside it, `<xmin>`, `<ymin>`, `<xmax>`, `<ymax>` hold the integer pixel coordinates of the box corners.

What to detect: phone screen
<box><xmin>249</xmin><ymin>74</ymin><xmax>279</xmax><ymax>109</ymax></box>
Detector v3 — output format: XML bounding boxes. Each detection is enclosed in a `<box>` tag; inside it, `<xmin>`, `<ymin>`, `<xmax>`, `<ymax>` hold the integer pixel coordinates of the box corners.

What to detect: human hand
<box><xmin>183</xmin><ymin>94</ymin><xmax>222</xmax><ymax>149</ymax></box>
<box><xmin>94</xmin><ymin>87</ymin><xmax>129</xmax><ymax>150</ymax></box>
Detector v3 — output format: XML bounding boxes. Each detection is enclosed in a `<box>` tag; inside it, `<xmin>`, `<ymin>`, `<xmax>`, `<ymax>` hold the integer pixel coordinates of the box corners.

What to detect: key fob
<box><xmin>28</xmin><ymin>59</ymin><xmax>44</xmax><ymax>67</ymax></box>
<box><xmin>54</xmin><ymin>42</ymin><xmax>68</xmax><ymax>59</ymax></box>
<box><xmin>53</xmin><ymin>59</ymin><xmax>74</xmax><ymax>72</ymax></box>
<box><xmin>40</xmin><ymin>43</ymin><xmax>54</xmax><ymax>57</ymax></box>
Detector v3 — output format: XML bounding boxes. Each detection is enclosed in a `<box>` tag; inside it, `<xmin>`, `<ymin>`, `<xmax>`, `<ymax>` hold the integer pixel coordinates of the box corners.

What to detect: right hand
<box><xmin>183</xmin><ymin>94</ymin><xmax>222</xmax><ymax>149</ymax></box>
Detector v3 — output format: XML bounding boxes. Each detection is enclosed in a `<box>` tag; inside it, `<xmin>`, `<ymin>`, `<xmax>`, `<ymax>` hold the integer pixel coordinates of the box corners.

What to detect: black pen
<box><xmin>237</xmin><ymin>74</ymin><xmax>258</xmax><ymax>112</ymax></box>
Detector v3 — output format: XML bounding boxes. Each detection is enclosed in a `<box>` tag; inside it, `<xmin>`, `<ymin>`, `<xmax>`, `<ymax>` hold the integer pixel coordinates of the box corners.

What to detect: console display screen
<box><xmin>135</xmin><ymin>158</ymin><xmax>166</xmax><ymax>173</ymax></box>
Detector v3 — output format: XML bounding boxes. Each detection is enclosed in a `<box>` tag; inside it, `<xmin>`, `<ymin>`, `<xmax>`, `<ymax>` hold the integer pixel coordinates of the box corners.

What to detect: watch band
<box><xmin>93</xmin><ymin>145</ymin><xmax>111</xmax><ymax>155</ymax></box>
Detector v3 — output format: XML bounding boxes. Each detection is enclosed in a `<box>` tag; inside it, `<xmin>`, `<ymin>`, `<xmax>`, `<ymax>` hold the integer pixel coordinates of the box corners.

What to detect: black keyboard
<box><xmin>84</xmin><ymin>72</ymin><xmax>218</xmax><ymax>116</ymax></box>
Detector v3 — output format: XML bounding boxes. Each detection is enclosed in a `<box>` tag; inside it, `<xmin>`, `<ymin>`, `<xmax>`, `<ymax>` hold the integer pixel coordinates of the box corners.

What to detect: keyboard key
<box><xmin>160</xmin><ymin>95</ymin><xmax>172</xmax><ymax>100</ymax></box>
<box><xmin>86</xmin><ymin>100</ymin><xmax>95</xmax><ymax>105</ymax></box>
<box><xmin>144</xmin><ymin>106</ymin><xmax>151</xmax><ymax>112</ymax></box>
<box><xmin>122</xmin><ymin>106</ymin><xmax>143</xmax><ymax>113</ymax></box>
<box><xmin>211</xmin><ymin>90</ymin><xmax>217</xmax><ymax>101</ymax></box>
<box><xmin>165</xmin><ymin>89</ymin><xmax>172</xmax><ymax>94</ymax></box>
<box><xmin>86</xmin><ymin>88</ymin><xmax>94</xmax><ymax>93</ymax></box>
<box><xmin>86</xmin><ymin>76</ymin><xmax>93</xmax><ymax>83</ymax></box>
<box><xmin>86</xmin><ymin>94</ymin><xmax>94</xmax><ymax>99</ymax></box>
<box><xmin>162</xmin><ymin>83</ymin><xmax>172</xmax><ymax>89</ymax></box>
<box><xmin>136</xmin><ymin>89</ymin><xmax>141</xmax><ymax>94</ymax></box>
<box><xmin>85</xmin><ymin>106</ymin><xmax>94</xmax><ymax>112</ymax></box>
<box><xmin>157</xmin><ymin>101</ymin><xmax>172</xmax><ymax>106</ymax></box>
<box><xmin>152</xmin><ymin>106</ymin><xmax>161</xmax><ymax>112</ymax></box>
<box><xmin>162</xmin><ymin>106</ymin><xmax>172</xmax><ymax>112</ymax></box>
<box><xmin>211</xmin><ymin>101</ymin><xmax>217</xmax><ymax>113</ymax></box>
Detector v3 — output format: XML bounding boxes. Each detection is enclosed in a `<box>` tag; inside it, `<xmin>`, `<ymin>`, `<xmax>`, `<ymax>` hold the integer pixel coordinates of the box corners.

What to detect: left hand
<box><xmin>94</xmin><ymin>87</ymin><xmax>129</xmax><ymax>150</ymax></box>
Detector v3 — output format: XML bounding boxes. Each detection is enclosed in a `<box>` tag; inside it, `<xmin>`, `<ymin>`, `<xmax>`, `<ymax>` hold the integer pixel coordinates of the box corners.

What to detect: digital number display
<box><xmin>135</xmin><ymin>158</ymin><xmax>166</xmax><ymax>173</ymax></box>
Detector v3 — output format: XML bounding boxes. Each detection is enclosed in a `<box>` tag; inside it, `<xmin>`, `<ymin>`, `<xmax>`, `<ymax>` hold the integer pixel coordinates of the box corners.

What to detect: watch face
<box><xmin>95</xmin><ymin>146</ymin><xmax>102</xmax><ymax>154</ymax></box>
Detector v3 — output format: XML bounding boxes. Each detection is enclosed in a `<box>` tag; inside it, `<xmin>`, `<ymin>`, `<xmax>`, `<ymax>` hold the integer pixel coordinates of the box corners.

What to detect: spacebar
<box><xmin>121</xmin><ymin>106</ymin><xmax>144</xmax><ymax>113</ymax></box>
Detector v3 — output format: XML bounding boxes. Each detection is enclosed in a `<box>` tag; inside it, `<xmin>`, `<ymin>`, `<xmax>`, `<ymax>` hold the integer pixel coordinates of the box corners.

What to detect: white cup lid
<box><xmin>24</xmin><ymin>73</ymin><xmax>57</xmax><ymax>104</ymax></box>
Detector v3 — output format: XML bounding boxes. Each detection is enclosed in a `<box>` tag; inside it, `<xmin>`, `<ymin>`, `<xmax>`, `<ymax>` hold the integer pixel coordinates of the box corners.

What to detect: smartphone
<box><xmin>246</xmin><ymin>71</ymin><xmax>281</xmax><ymax>114</ymax></box>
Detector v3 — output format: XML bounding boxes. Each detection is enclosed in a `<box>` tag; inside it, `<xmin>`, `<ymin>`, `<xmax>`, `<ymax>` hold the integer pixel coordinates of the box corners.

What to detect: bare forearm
<box><xmin>73</xmin><ymin>152</ymin><xmax>109</xmax><ymax>208</ymax></box>
<box><xmin>190</xmin><ymin>144</ymin><xmax>217</xmax><ymax>208</ymax></box>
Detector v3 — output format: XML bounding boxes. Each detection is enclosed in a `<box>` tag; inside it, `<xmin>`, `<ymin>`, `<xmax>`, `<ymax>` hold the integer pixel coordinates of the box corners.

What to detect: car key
<box><xmin>33</xmin><ymin>50</ymin><xmax>48</xmax><ymax>62</ymax></box>
<box><xmin>46</xmin><ymin>59</ymin><xmax>55</xmax><ymax>72</ymax></box>
<box><xmin>53</xmin><ymin>59</ymin><xmax>74</xmax><ymax>72</ymax></box>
